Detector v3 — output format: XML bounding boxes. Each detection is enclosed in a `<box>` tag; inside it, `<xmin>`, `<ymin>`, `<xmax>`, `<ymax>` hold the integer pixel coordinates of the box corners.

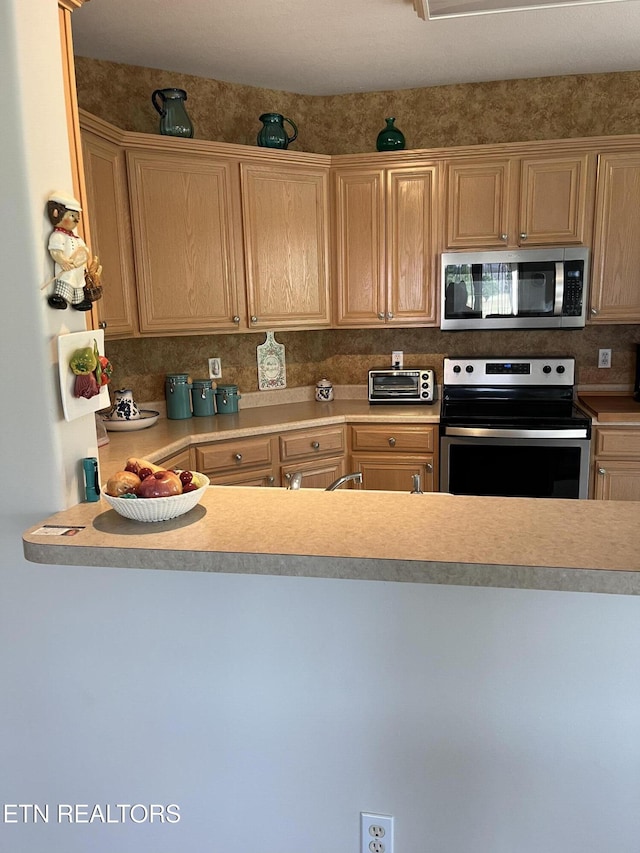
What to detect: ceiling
<box><xmin>71</xmin><ymin>0</ymin><xmax>640</xmax><ymax>96</ymax></box>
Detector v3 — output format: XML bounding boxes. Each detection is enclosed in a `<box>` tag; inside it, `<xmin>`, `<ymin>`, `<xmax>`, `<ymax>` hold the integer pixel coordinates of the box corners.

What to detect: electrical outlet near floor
<box><xmin>598</xmin><ymin>348</ymin><xmax>612</xmax><ymax>369</ymax></box>
<box><xmin>361</xmin><ymin>813</ymin><xmax>394</xmax><ymax>853</ymax></box>
<box><xmin>208</xmin><ymin>357</ymin><xmax>222</xmax><ymax>379</ymax></box>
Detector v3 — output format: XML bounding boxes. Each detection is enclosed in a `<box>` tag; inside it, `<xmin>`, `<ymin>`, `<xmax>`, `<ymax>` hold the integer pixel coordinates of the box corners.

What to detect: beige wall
<box><xmin>74</xmin><ymin>58</ymin><xmax>640</xmax><ymax>400</ymax></box>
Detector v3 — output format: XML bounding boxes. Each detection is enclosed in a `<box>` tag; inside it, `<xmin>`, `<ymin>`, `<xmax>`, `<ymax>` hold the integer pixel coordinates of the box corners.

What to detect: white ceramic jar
<box><xmin>315</xmin><ymin>379</ymin><xmax>334</xmax><ymax>402</ymax></box>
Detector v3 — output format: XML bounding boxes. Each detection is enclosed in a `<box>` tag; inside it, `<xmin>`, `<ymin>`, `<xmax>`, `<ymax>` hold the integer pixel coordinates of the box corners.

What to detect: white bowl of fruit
<box><xmin>102</xmin><ymin>457</ymin><xmax>209</xmax><ymax>522</ymax></box>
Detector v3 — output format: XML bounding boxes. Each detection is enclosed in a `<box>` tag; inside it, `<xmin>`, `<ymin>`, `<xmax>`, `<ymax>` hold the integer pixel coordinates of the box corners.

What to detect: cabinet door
<box><xmin>519</xmin><ymin>154</ymin><xmax>594</xmax><ymax>246</ymax></box>
<box><xmin>590</xmin><ymin>152</ymin><xmax>640</xmax><ymax>323</ymax></box>
<box><xmin>333</xmin><ymin>168</ymin><xmax>386</xmax><ymax>326</ymax></box>
<box><xmin>281</xmin><ymin>457</ymin><xmax>346</xmax><ymax>490</ymax></box>
<box><xmin>593</xmin><ymin>460</ymin><xmax>640</xmax><ymax>501</ymax></box>
<box><xmin>241</xmin><ymin>163</ymin><xmax>330</xmax><ymax>329</ymax></box>
<box><xmin>387</xmin><ymin>166</ymin><xmax>439</xmax><ymax>326</ymax></box>
<box><xmin>445</xmin><ymin>159</ymin><xmax>513</xmax><ymax>249</ymax></box>
<box><xmin>155</xmin><ymin>447</ymin><xmax>192</xmax><ymax>471</ymax></box>
<box><xmin>82</xmin><ymin>132</ymin><xmax>139</xmax><ymax>338</ymax></box>
<box><xmin>352</xmin><ymin>456</ymin><xmax>435</xmax><ymax>492</ymax></box>
<box><xmin>127</xmin><ymin>151</ymin><xmax>245</xmax><ymax>335</ymax></box>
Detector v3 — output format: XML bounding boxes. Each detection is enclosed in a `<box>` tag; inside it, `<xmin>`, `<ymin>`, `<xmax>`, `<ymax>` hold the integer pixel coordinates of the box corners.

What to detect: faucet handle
<box><xmin>410</xmin><ymin>474</ymin><xmax>423</xmax><ymax>494</ymax></box>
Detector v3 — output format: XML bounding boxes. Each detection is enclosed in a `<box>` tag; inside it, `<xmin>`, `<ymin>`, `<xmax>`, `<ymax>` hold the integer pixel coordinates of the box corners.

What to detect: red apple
<box><xmin>136</xmin><ymin>470</ymin><xmax>183</xmax><ymax>498</ymax></box>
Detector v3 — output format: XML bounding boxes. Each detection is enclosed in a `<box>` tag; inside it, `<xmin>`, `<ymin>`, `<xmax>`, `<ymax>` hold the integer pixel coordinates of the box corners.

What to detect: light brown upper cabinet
<box><xmin>444</xmin><ymin>153</ymin><xmax>595</xmax><ymax>250</ymax></box>
<box><xmin>127</xmin><ymin>149</ymin><xmax>247</xmax><ymax>335</ymax></box>
<box><xmin>334</xmin><ymin>164</ymin><xmax>439</xmax><ymax>327</ymax></box>
<box><xmin>590</xmin><ymin>151</ymin><xmax>640</xmax><ymax>324</ymax></box>
<box><xmin>240</xmin><ymin>162</ymin><xmax>331</xmax><ymax>330</ymax></box>
<box><xmin>81</xmin><ymin>130</ymin><xmax>140</xmax><ymax>338</ymax></box>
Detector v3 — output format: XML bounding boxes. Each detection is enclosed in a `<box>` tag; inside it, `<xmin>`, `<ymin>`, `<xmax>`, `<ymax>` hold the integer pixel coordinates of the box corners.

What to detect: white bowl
<box><xmin>101</xmin><ymin>474</ymin><xmax>209</xmax><ymax>522</ymax></box>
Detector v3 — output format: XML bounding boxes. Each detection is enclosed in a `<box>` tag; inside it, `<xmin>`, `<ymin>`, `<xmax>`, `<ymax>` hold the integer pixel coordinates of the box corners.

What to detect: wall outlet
<box><xmin>598</xmin><ymin>348</ymin><xmax>612</xmax><ymax>369</ymax></box>
<box><xmin>391</xmin><ymin>351</ymin><xmax>403</xmax><ymax>369</ymax></box>
<box><xmin>361</xmin><ymin>813</ymin><xmax>393</xmax><ymax>853</ymax></box>
<box><xmin>208</xmin><ymin>357</ymin><xmax>222</xmax><ymax>379</ymax></box>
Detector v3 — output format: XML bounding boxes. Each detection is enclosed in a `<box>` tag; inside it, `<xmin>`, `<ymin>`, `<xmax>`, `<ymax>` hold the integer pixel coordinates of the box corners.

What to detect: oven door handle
<box><xmin>443</xmin><ymin>426</ymin><xmax>589</xmax><ymax>439</ymax></box>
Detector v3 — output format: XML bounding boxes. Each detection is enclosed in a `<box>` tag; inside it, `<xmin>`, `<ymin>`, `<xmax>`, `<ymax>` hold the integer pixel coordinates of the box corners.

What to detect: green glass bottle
<box><xmin>376</xmin><ymin>117</ymin><xmax>406</xmax><ymax>152</ymax></box>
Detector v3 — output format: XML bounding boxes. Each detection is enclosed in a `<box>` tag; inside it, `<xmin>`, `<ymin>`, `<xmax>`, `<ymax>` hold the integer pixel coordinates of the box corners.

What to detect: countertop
<box><xmin>97</xmin><ymin>399</ymin><xmax>442</xmax><ymax>473</ymax></box>
<box><xmin>22</xmin><ymin>486</ymin><xmax>640</xmax><ymax>595</ymax></box>
<box><xmin>23</xmin><ymin>395</ymin><xmax>640</xmax><ymax>596</ymax></box>
<box><xmin>578</xmin><ymin>394</ymin><xmax>640</xmax><ymax>423</ymax></box>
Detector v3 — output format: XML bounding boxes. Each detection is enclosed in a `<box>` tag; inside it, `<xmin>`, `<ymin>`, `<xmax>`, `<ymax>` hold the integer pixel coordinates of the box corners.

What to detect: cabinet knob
<box><xmin>267</xmin><ymin>476</ymin><xmax>275</xmax><ymax>485</ymax></box>
<box><xmin>388</xmin><ymin>437</ymin><xmax>396</xmax><ymax>447</ymax></box>
<box><xmin>386</xmin><ymin>311</ymin><xmax>394</xmax><ymax>320</ymax></box>
<box><xmin>284</xmin><ymin>472</ymin><xmax>292</xmax><ymax>480</ymax></box>
<box><xmin>98</xmin><ymin>320</ymin><xmax>107</xmax><ymax>329</ymax></box>
<box><xmin>233</xmin><ymin>315</ymin><xmax>240</xmax><ymax>324</ymax></box>
<box><xmin>251</xmin><ymin>316</ymin><xmax>258</xmax><ymax>323</ymax></box>
<box><xmin>426</xmin><ymin>462</ymin><xmax>433</xmax><ymax>472</ymax></box>
<box><xmin>311</xmin><ymin>441</ymin><xmax>320</xmax><ymax>450</ymax></box>
<box><xmin>519</xmin><ymin>232</ymin><xmax>528</xmax><ymax>240</ymax></box>
<box><xmin>591</xmin><ymin>307</ymin><xmax>598</xmax><ymax>315</ymax></box>
<box><xmin>234</xmin><ymin>453</ymin><xmax>243</xmax><ymax>462</ymax></box>
<box><xmin>598</xmin><ymin>467</ymin><xmax>606</xmax><ymax>475</ymax></box>
<box><xmin>378</xmin><ymin>312</ymin><xmax>385</xmax><ymax>320</ymax></box>
<box><xmin>500</xmin><ymin>233</ymin><xmax>508</xmax><ymax>242</ymax></box>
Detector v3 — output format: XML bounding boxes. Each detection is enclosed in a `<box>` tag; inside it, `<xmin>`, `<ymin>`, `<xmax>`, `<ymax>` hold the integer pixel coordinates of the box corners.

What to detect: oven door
<box><xmin>440</xmin><ymin>428</ymin><xmax>591</xmax><ymax>499</ymax></box>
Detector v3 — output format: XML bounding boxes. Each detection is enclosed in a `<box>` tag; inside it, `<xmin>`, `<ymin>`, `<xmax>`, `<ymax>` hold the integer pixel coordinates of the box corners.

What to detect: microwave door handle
<box><xmin>554</xmin><ymin>261</ymin><xmax>564</xmax><ymax>315</ymax></box>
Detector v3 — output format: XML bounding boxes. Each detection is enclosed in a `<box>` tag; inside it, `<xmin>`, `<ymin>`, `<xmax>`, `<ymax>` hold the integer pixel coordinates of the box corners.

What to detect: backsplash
<box><xmin>104</xmin><ymin>325</ymin><xmax>639</xmax><ymax>404</ymax></box>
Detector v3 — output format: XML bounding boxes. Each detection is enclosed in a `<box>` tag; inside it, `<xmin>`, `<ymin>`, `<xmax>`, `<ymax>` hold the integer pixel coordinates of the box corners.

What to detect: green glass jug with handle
<box><xmin>151</xmin><ymin>88</ymin><xmax>194</xmax><ymax>138</ymax></box>
<box><xmin>257</xmin><ymin>113</ymin><xmax>298</xmax><ymax>149</ymax></box>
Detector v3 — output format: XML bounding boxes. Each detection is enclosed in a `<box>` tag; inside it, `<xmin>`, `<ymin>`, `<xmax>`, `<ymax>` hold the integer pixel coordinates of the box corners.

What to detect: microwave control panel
<box><xmin>562</xmin><ymin>265</ymin><xmax>584</xmax><ymax>316</ymax></box>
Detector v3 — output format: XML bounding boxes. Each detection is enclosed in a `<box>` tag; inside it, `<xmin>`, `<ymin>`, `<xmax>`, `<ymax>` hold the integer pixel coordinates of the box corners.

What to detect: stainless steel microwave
<box><xmin>441</xmin><ymin>247</ymin><xmax>589</xmax><ymax>330</ymax></box>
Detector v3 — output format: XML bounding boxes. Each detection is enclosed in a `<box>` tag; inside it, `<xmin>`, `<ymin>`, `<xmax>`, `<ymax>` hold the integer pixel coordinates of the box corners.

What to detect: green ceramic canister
<box><xmin>165</xmin><ymin>373</ymin><xmax>192</xmax><ymax>419</ymax></box>
<box><xmin>191</xmin><ymin>379</ymin><xmax>215</xmax><ymax>417</ymax></box>
<box><xmin>215</xmin><ymin>384</ymin><xmax>241</xmax><ymax>414</ymax></box>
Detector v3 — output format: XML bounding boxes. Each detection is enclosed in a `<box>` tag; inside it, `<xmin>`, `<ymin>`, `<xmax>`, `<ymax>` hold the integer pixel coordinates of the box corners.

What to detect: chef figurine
<box><xmin>46</xmin><ymin>190</ymin><xmax>100</xmax><ymax>311</ymax></box>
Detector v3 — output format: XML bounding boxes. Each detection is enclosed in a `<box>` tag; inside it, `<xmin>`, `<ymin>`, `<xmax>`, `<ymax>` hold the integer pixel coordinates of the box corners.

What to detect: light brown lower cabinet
<box><xmin>280</xmin><ymin>425</ymin><xmax>346</xmax><ymax>489</ymax></box>
<box><xmin>350</xmin><ymin>424</ymin><xmax>438</xmax><ymax>492</ymax></box>
<box><xmin>155</xmin><ymin>447</ymin><xmax>193</xmax><ymax>471</ymax></box>
<box><xmin>592</xmin><ymin>427</ymin><xmax>640</xmax><ymax>501</ymax></box>
<box><xmin>193</xmin><ymin>435</ymin><xmax>279</xmax><ymax>486</ymax></box>
<box><xmin>281</xmin><ymin>457</ymin><xmax>347</xmax><ymax>490</ymax></box>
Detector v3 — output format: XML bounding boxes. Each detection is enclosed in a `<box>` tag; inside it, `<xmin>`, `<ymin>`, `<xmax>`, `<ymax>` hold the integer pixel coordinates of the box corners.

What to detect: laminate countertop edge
<box><xmin>22</xmin><ymin>488</ymin><xmax>640</xmax><ymax>596</ymax></box>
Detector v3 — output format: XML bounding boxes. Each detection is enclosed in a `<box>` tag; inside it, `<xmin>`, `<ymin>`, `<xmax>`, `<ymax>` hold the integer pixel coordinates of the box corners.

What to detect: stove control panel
<box><xmin>444</xmin><ymin>357</ymin><xmax>575</xmax><ymax>386</ymax></box>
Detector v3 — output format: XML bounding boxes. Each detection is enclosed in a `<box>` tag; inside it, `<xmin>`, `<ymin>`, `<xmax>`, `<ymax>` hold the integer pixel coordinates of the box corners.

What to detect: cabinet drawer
<box><xmin>279</xmin><ymin>426</ymin><xmax>345</xmax><ymax>462</ymax></box>
<box><xmin>350</xmin><ymin>424</ymin><xmax>435</xmax><ymax>453</ymax></box>
<box><xmin>594</xmin><ymin>428</ymin><xmax>640</xmax><ymax>458</ymax></box>
<box><xmin>194</xmin><ymin>435</ymin><xmax>276</xmax><ymax>473</ymax></box>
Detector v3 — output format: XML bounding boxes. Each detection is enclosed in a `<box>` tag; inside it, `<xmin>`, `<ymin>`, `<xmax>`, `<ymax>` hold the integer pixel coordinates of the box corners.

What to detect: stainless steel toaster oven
<box><xmin>368</xmin><ymin>369</ymin><xmax>436</xmax><ymax>404</ymax></box>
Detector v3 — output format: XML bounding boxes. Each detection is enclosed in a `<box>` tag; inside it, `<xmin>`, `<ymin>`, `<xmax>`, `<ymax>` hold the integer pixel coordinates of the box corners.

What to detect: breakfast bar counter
<box><xmin>23</xmin><ymin>485</ymin><xmax>640</xmax><ymax>596</ymax></box>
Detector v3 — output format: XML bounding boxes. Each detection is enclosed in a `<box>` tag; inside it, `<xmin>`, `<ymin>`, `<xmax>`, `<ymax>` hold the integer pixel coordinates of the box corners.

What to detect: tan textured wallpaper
<box><xmin>74</xmin><ymin>57</ymin><xmax>640</xmax><ymax>154</ymax></box>
<box><xmin>73</xmin><ymin>57</ymin><xmax>640</xmax><ymax>400</ymax></box>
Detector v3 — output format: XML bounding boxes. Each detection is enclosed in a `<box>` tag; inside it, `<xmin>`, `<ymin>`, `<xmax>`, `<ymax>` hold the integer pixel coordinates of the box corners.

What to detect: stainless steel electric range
<box><xmin>439</xmin><ymin>357</ymin><xmax>592</xmax><ymax>499</ymax></box>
